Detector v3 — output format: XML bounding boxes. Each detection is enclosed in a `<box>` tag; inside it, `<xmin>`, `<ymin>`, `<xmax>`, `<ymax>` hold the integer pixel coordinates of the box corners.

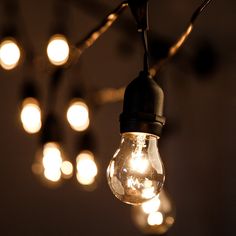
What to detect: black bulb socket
<box><xmin>120</xmin><ymin>71</ymin><xmax>165</xmax><ymax>137</ymax></box>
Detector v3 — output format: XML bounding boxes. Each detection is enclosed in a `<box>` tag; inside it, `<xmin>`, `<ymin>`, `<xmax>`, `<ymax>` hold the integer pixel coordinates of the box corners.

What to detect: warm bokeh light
<box><xmin>44</xmin><ymin>168</ymin><xmax>61</xmax><ymax>182</ymax></box>
<box><xmin>20</xmin><ymin>97</ymin><xmax>42</xmax><ymax>134</ymax></box>
<box><xmin>142</xmin><ymin>196</ymin><xmax>161</xmax><ymax>214</ymax></box>
<box><xmin>42</xmin><ymin>142</ymin><xmax>63</xmax><ymax>182</ymax></box>
<box><xmin>131</xmin><ymin>190</ymin><xmax>175</xmax><ymax>235</ymax></box>
<box><xmin>67</xmin><ymin>99</ymin><xmax>90</xmax><ymax>131</ymax></box>
<box><xmin>47</xmin><ymin>34</ymin><xmax>69</xmax><ymax>66</ymax></box>
<box><xmin>76</xmin><ymin>151</ymin><xmax>98</xmax><ymax>185</ymax></box>
<box><xmin>147</xmin><ymin>212</ymin><xmax>163</xmax><ymax>226</ymax></box>
<box><xmin>61</xmin><ymin>160</ymin><xmax>73</xmax><ymax>178</ymax></box>
<box><xmin>0</xmin><ymin>38</ymin><xmax>21</xmax><ymax>70</ymax></box>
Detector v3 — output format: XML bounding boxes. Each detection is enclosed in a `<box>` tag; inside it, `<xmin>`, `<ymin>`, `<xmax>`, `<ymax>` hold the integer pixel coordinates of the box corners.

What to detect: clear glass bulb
<box><xmin>47</xmin><ymin>34</ymin><xmax>69</xmax><ymax>66</ymax></box>
<box><xmin>107</xmin><ymin>132</ymin><xmax>165</xmax><ymax>205</ymax></box>
<box><xmin>20</xmin><ymin>97</ymin><xmax>42</xmax><ymax>134</ymax></box>
<box><xmin>0</xmin><ymin>38</ymin><xmax>21</xmax><ymax>70</ymax></box>
<box><xmin>66</xmin><ymin>99</ymin><xmax>90</xmax><ymax>132</ymax></box>
<box><xmin>131</xmin><ymin>190</ymin><xmax>175</xmax><ymax>234</ymax></box>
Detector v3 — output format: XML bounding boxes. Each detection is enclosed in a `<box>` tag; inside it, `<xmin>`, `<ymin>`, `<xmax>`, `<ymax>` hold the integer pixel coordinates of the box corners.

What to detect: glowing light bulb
<box><xmin>44</xmin><ymin>168</ymin><xmax>61</xmax><ymax>182</ymax></box>
<box><xmin>61</xmin><ymin>160</ymin><xmax>73</xmax><ymax>178</ymax></box>
<box><xmin>147</xmin><ymin>211</ymin><xmax>164</xmax><ymax>226</ymax></box>
<box><xmin>66</xmin><ymin>99</ymin><xmax>90</xmax><ymax>131</ymax></box>
<box><xmin>107</xmin><ymin>132</ymin><xmax>164</xmax><ymax>205</ymax></box>
<box><xmin>132</xmin><ymin>190</ymin><xmax>175</xmax><ymax>234</ymax></box>
<box><xmin>0</xmin><ymin>38</ymin><xmax>21</xmax><ymax>70</ymax></box>
<box><xmin>142</xmin><ymin>195</ymin><xmax>161</xmax><ymax>214</ymax></box>
<box><xmin>32</xmin><ymin>141</ymin><xmax>72</xmax><ymax>187</ymax></box>
<box><xmin>76</xmin><ymin>151</ymin><xmax>98</xmax><ymax>185</ymax></box>
<box><xmin>47</xmin><ymin>34</ymin><xmax>69</xmax><ymax>66</ymax></box>
<box><xmin>42</xmin><ymin>142</ymin><xmax>63</xmax><ymax>182</ymax></box>
<box><xmin>20</xmin><ymin>97</ymin><xmax>42</xmax><ymax>134</ymax></box>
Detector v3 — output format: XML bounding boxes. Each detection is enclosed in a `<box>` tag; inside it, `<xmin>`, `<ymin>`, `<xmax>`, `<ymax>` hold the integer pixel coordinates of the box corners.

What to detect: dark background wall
<box><xmin>0</xmin><ymin>0</ymin><xmax>235</xmax><ymax>235</ymax></box>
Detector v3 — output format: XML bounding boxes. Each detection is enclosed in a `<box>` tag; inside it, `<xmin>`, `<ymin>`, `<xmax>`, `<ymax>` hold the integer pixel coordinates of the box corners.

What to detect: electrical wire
<box><xmin>94</xmin><ymin>0</ymin><xmax>213</xmax><ymax>104</ymax></box>
<box><xmin>72</xmin><ymin>1</ymin><xmax>128</xmax><ymax>61</ymax></box>
<box><xmin>149</xmin><ymin>0</ymin><xmax>213</xmax><ymax>77</ymax></box>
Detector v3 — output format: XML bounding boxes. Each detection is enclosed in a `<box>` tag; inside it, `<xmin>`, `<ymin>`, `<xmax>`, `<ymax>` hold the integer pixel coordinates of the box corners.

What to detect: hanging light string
<box><xmin>92</xmin><ymin>0</ymin><xmax>213</xmax><ymax>105</ymax></box>
<box><xmin>72</xmin><ymin>1</ymin><xmax>128</xmax><ymax>60</ymax></box>
<box><xmin>149</xmin><ymin>0</ymin><xmax>213</xmax><ymax>77</ymax></box>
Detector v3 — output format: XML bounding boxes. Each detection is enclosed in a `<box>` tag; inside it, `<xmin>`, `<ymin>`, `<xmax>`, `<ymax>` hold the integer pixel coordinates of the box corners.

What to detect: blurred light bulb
<box><xmin>44</xmin><ymin>168</ymin><xmax>61</xmax><ymax>182</ymax></box>
<box><xmin>147</xmin><ymin>212</ymin><xmax>163</xmax><ymax>226</ymax></box>
<box><xmin>42</xmin><ymin>142</ymin><xmax>63</xmax><ymax>182</ymax></box>
<box><xmin>0</xmin><ymin>38</ymin><xmax>21</xmax><ymax>70</ymax></box>
<box><xmin>107</xmin><ymin>132</ymin><xmax>165</xmax><ymax>205</ymax></box>
<box><xmin>142</xmin><ymin>195</ymin><xmax>161</xmax><ymax>214</ymax></box>
<box><xmin>132</xmin><ymin>190</ymin><xmax>175</xmax><ymax>235</ymax></box>
<box><xmin>76</xmin><ymin>151</ymin><xmax>97</xmax><ymax>185</ymax></box>
<box><xmin>61</xmin><ymin>160</ymin><xmax>73</xmax><ymax>178</ymax></box>
<box><xmin>67</xmin><ymin>99</ymin><xmax>90</xmax><ymax>131</ymax></box>
<box><xmin>47</xmin><ymin>34</ymin><xmax>69</xmax><ymax>66</ymax></box>
<box><xmin>32</xmin><ymin>142</ymin><xmax>72</xmax><ymax>187</ymax></box>
<box><xmin>20</xmin><ymin>97</ymin><xmax>42</xmax><ymax>134</ymax></box>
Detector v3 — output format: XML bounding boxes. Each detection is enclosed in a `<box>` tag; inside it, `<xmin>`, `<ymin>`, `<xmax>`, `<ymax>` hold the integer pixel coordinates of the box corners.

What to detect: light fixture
<box><xmin>75</xmin><ymin>132</ymin><xmax>98</xmax><ymax>189</ymax></box>
<box><xmin>42</xmin><ymin>142</ymin><xmax>63</xmax><ymax>182</ymax></box>
<box><xmin>20</xmin><ymin>97</ymin><xmax>42</xmax><ymax>134</ymax></box>
<box><xmin>47</xmin><ymin>34</ymin><xmax>70</xmax><ymax>66</ymax></box>
<box><xmin>20</xmin><ymin>81</ymin><xmax>42</xmax><ymax>134</ymax></box>
<box><xmin>132</xmin><ymin>189</ymin><xmax>175</xmax><ymax>235</ymax></box>
<box><xmin>66</xmin><ymin>98</ymin><xmax>90</xmax><ymax>132</ymax></box>
<box><xmin>32</xmin><ymin>114</ymin><xmax>72</xmax><ymax>186</ymax></box>
<box><xmin>0</xmin><ymin>37</ymin><xmax>21</xmax><ymax>70</ymax></box>
<box><xmin>106</xmin><ymin>73</ymin><xmax>165</xmax><ymax>205</ymax></box>
<box><xmin>107</xmin><ymin>0</ymin><xmax>165</xmax><ymax>205</ymax></box>
<box><xmin>76</xmin><ymin>150</ymin><xmax>98</xmax><ymax>186</ymax></box>
<box><xmin>61</xmin><ymin>160</ymin><xmax>73</xmax><ymax>179</ymax></box>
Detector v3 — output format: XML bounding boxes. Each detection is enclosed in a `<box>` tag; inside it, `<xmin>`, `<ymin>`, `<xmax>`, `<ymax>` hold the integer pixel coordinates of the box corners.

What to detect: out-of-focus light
<box><xmin>131</xmin><ymin>190</ymin><xmax>175</xmax><ymax>235</ymax></box>
<box><xmin>20</xmin><ymin>97</ymin><xmax>42</xmax><ymax>134</ymax></box>
<box><xmin>61</xmin><ymin>160</ymin><xmax>73</xmax><ymax>178</ymax></box>
<box><xmin>47</xmin><ymin>34</ymin><xmax>69</xmax><ymax>66</ymax></box>
<box><xmin>42</xmin><ymin>142</ymin><xmax>63</xmax><ymax>182</ymax></box>
<box><xmin>0</xmin><ymin>38</ymin><xmax>21</xmax><ymax>70</ymax></box>
<box><xmin>142</xmin><ymin>196</ymin><xmax>161</xmax><ymax>214</ymax></box>
<box><xmin>76</xmin><ymin>151</ymin><xmax>97</xmax><ymax>185</ymax></box>
<box><xmin>67</xmin><ymin>99</ymin><xmax>90</xmax><ymax>131</ymax></box>
<box><xmin>44</xmin><ymin>168</ymin><xmax>61</xmax><ymax>182</ymax></box>
<box><xmin>147</xmin><ymin>212</ymin><xmax>163</xmax><ymax>226</ymax></box>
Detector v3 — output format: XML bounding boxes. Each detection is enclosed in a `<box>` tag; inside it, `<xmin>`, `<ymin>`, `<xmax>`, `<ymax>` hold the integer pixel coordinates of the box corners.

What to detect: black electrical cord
<box><xmin>74</xmin><ymin>1</ymin><xmax>128</xmax><ymax>58</ymax></box>
<box><xmin>150</xmin><ymin>0</ymin><xmax>213</xmax><ymax>77</ymax></box>
<box><xmin>141</xmin><ymin>30</ymin><xmax>150</xmax><ymax>74</ymax></box>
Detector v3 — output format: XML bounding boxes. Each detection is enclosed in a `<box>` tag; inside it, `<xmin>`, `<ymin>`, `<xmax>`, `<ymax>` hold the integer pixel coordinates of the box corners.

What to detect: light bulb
<box><xmin>47</xmin><ymin>34</ymin><xmax>69</xmax><ymax>66</ymax></box>
<box><xmin>32</xmin><ymin>142</ymin><xmax>72</xmax><ymax>186</ymax></box>
<box><xmin>61</xmin><ymin>160</ymin><xmax>73</xmax><ymax>179</ymax></box>
<box><xmin>107</xmin><ymin>132</ymin><xmax>164</xmax><ymax>205</ymax></box>
<box><xmin>132</xmin><ymin>190</ymin><xmax>175</xmax><ymax>235</ymax></box>
<box><xmin>66</xmin><ymin>99</ymin><xmax>90</xmax><ymax>131</ymax></box>
<box><xmin>42</xmin><ymin>142</ymin><xmax>63</xmax><ymax>182</ymax></box>
<box><xmin>76</xmin><ymin>150</ymin><xmax>98</xmax><ymax>186</ymax></box>
<box><xmin>20</xmin><ymin>97</ymin><xmax>42</xmax><ymax>134</ymax></box>
<box><xmin>0</xmin><ymin>38</ymin><xmax>21</xmax><ymax>70</ymax></box>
